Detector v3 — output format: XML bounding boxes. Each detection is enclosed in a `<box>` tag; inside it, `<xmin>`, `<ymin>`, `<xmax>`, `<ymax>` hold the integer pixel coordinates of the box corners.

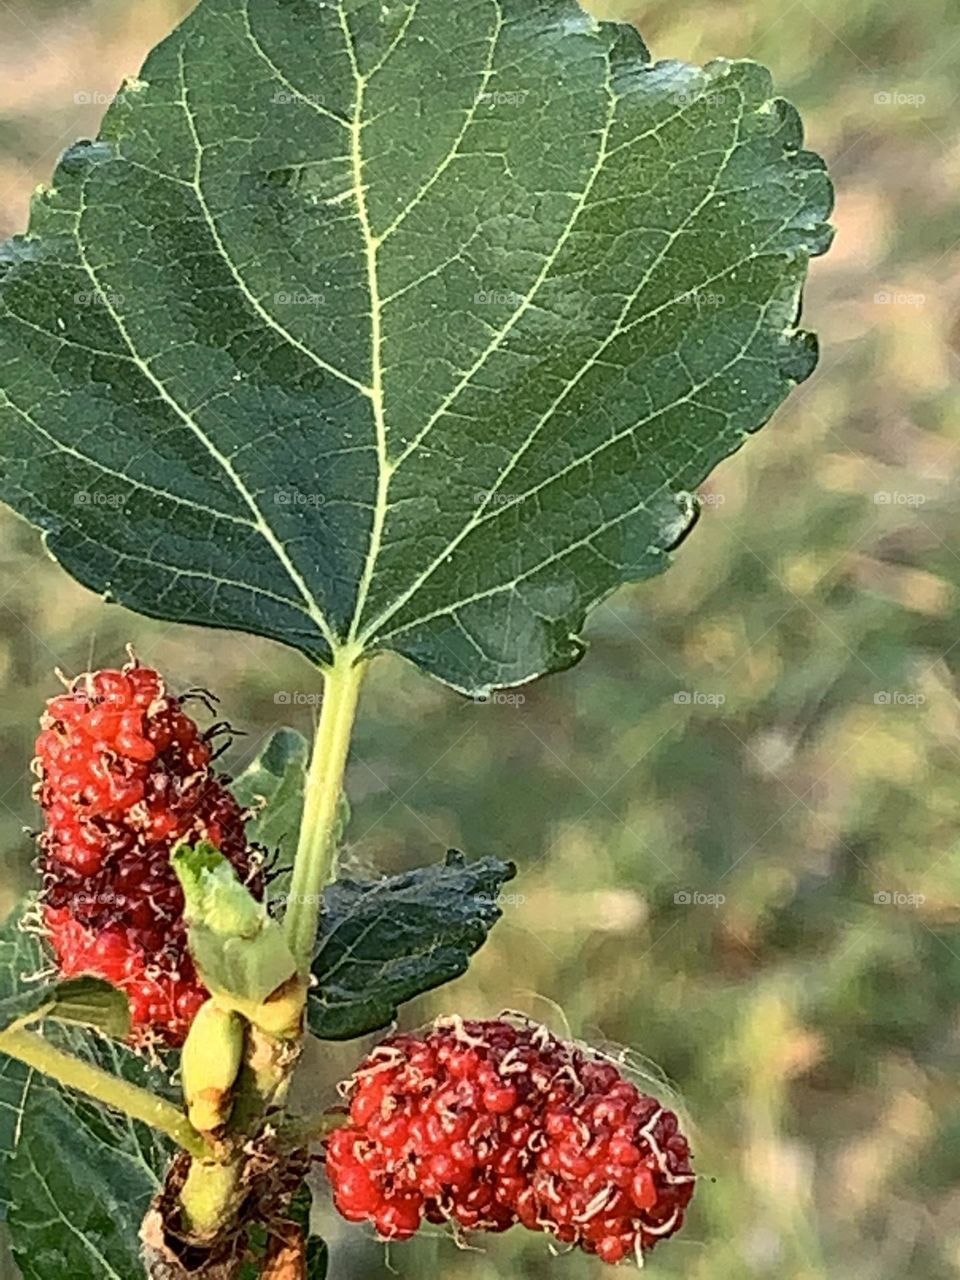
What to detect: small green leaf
<box><xmin>173</xmin><ymin>841</ymin><xmax>298</xmax><ymax>1005</ymax></box>
<box><xmin>309</xmin><ymin>851</ymin><xmax>516</xmax><ymax>1040</ymax></box>
<box><xmin>0</xmin><ymin>0</ymin><xmax>832</xmax><ymax>698</ymax></box>
<box><xmin>0</xmin><ymin>974</ymin><xmax>129</xmax><ymax>1039</ymax></box>
<box><xmin>174</xmin><ymin>839</ymin><xmax>266</xmax><ymax>937</ymax></box>
<box><xmin>232</xmin><ymin>729</ymin><xmax>350</xmax><ymax>906</ymax></box>
<box><xmin>306</xmin><ymin>1236</ymin><xmax>329</xmax><ymax>1278</ymax></box>
<box><xmin>233</xmin><ymin>728</ymin><xmax>310</xmax><ymax>852</ymax></box>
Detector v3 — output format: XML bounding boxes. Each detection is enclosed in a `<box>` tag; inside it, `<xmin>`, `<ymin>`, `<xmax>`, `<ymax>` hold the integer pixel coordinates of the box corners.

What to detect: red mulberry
<box><xmin>325</xmin><ymin>1016</ymin><xmax>696</xmax><ymax>1264</ymax></box>
<box><xmin>35</xmin><ymin>659</ymin><xmax>261</xmax><ymax>1044</ymax></box>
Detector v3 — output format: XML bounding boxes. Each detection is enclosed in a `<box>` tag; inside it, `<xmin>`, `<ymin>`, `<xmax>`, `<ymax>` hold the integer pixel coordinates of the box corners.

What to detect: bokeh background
<box><xmin>0</xmin><ymin>0</ymin><xmax>958</xmax><ymax>1276</ymax></box>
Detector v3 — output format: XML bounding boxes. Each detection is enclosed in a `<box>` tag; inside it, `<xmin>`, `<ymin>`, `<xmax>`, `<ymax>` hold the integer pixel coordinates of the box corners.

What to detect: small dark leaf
<box><xmin>43</xmin><ymin>975</ymin><xmax>131</xmax><ymax>1039</ymax></box>
<box><xmin>306</xmin><ymin>1237</ymin><xmax>328</xmax><ymax>1278</ymax></box>
<box><xmin>240</xmin><ymin>1183</ymin><xmax>322</xmax><ymax>1280</ymax></box>
<box><xmin>308</xmin><ymin>851</ymin><xmax>516</xmax><ymax>1040</ymax></box>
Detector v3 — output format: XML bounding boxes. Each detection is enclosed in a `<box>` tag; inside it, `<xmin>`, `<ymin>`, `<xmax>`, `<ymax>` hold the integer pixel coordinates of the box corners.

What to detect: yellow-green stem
<box><xmin>283</xmin><ymin>651</ymin><xmax>367</xmax><ymax>968</ymax></box>
<box><xmin>0</xmin><ymin>1025</ymin><xmax>208</xmax><ymax>1157</ymax></box>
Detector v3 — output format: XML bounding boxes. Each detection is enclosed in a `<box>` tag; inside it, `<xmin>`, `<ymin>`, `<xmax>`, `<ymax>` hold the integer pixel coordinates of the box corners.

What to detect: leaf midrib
<box><xmin>338</xmin><ymin>4</ymin><xmax>391</xmax><ymax>648</ymax></box>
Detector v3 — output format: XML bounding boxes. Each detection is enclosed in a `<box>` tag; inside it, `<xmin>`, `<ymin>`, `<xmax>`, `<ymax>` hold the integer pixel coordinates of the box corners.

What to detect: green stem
<box><xmin>0</xmin><ymin>1025</ymin><xmax>208</xmax><ymax>1157</ymax></box>
<box><xmin>284</xmin><ymin>650</ymin><xmax>367</xmax><ymax>969</ymax></box>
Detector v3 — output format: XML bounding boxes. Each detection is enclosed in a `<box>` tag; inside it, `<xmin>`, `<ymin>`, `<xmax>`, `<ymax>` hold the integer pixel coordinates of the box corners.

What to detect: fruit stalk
<box><xmin>283</xmin><ymin>650</ymin><xmax>367</xmax><ymax>969</ymax></box>
<box><xmin>0</xmin><ymin>1024</ymin><xmax>208</xmax><ymax>1157</ymax></box>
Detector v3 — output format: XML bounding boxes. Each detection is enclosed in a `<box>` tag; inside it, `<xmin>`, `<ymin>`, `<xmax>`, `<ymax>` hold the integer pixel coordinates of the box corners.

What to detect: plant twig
<box><xmin>0</xmin><ymin>1025</ymin><xmax>208</xmax><ymax>1157</ymax></box>
<box><xmin>283</xmin><ymin>649</ymin><xmax>367</xmax><ymax>968</ymax></box>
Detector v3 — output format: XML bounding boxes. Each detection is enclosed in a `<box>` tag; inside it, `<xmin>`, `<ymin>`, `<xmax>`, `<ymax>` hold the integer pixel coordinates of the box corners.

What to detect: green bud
<box><xmin>173</xmin><ymin>841</ymin><xmax>264</xmax><ymax>937</ymax></box>
<box><xmin>181</xmin><ymin>1000</ymin><xmax>244</xmax><ymax>1133</ymax></box>
<box><xmin>172</xmin><ymin>841</ymin><xmax>298</xmax><ymax>1010</ymax></box>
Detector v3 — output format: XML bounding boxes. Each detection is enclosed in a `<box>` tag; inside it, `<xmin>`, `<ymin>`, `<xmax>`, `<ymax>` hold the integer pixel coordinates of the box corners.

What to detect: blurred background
<box><xmin>0</xmin><ymin>0</ymin><xmax>958</xmax><ymax>1276</ymax></box>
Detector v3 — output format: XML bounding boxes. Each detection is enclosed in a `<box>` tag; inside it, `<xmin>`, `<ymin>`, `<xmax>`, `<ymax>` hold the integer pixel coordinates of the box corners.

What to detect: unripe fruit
<box><xmin>325</xmin><ymin>1017</ymin><xmax>696</xmax><ymax>1263</ymax></box>
<box><xmin>181</xmin><ymin>1000</ymin><xmax>244</xmax><ymax>1133</ymax></box>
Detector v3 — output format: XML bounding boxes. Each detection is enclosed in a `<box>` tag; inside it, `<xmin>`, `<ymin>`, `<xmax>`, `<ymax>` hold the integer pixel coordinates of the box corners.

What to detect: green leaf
<box><xmin>8</xmin><ymin>1091</ymin><xmax>163</xmax><ymax>1280</ymax></box>
<box><xmin>0</xmin><ymin>974</ymin><xmax>130</xmax><ymax>1040</ymax></box>
<box><xmin>309</xmin><ymin>850</ymin><xmax>516</xmax><ymax>1040</ymax></box>
<box><xmin>233</xmin><ymin>728</ymin><xmax>310</xmax><ymax>853</ymax></box>
<box><xmin>0</xmin><ymin>0</ymin><xmax>831</xmax><ymax>696</ymax></box>
<box><xmin>232</xmin><ymin>727</ymin><xmax>352</xmax><ymax>903</ymax></box>
<box><xmin>0</xmin><ymin>906</ymin><xmax>171</xmax><ymax>1273</ymax></box>
<box><xmin>306</xmin><ymin>1236</ymin><xmax>329</xmax><ymax>1278</ymax></box>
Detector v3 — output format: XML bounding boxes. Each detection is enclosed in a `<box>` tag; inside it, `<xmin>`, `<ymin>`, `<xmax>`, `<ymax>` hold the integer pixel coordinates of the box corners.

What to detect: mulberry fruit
<box><xmin>325</xmin><ymin>1016</ymin><xmax>695</xmax><ymax>1264</ymax></box>
<box><xmin>35</xmin><ymin>660</ymin><xmax>261</xmax><ymax>1044</ymax></box>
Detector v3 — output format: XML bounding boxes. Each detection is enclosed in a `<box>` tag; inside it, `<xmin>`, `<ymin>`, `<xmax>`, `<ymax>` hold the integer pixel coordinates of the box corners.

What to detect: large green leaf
<box><xmin>309</xmin><ymin>850</ymin><xmax>515</xmax><ymax>1039</ymax></box>
<box><xmin>7</xmin><ymin>1091</ymin><xmax>164</xmax><ymax>1280</ymax></box>
<box><xmin>0</xmin><ymin>0</ymin><xmax>831</xmax><ymax>696</ymax></box>
<box><xmin>0</xmin><ymin>909</ymin><xmax>171</xmax><ymax>1275</ymax></box>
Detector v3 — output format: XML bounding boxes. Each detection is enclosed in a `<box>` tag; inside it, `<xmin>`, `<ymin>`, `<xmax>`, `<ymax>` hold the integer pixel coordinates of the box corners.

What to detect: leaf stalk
<box><xmin>283</xmin><ymin>650</ymin><xmax>367</xmax><ymax>968</ymax></box>
<box><xmin>0</xmin><ymin>1025</ymin><xmax>208</xmax><ymax>1157</ymax></box>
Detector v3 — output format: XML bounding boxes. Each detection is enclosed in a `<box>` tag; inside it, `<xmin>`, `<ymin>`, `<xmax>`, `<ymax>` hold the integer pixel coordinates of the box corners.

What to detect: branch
<box><xmin>0</xmin><ymin>1025</ymin><xmax>209</xmax><ymax>1158</ymax></box>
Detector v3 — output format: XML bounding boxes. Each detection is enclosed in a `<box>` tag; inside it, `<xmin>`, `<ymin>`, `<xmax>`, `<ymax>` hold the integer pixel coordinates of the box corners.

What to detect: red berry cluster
<box><xmin>35</xmin><ymin>660</ymin><xmax>260</xmax><ymax>1044</ymax></box>
<box><xmin>325</xmin><ymin>1017</ymin><xmax>695</xmax><ymax>1264</ymax></box>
